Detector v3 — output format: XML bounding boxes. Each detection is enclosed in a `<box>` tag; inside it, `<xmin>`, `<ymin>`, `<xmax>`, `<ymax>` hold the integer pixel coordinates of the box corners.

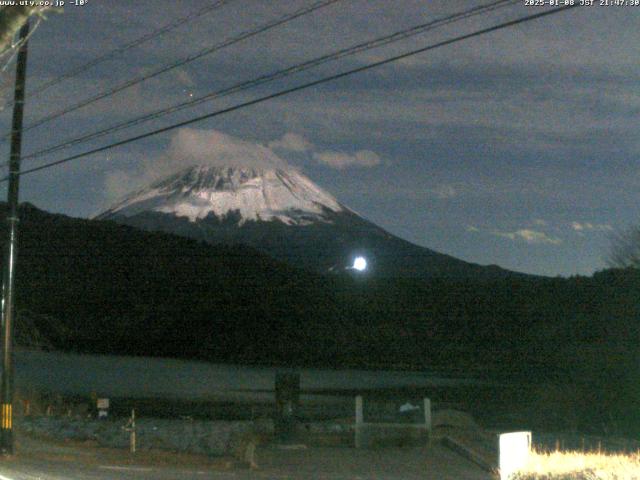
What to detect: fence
<box><xmin>354</xmin><ymin>395</ymin><xmax>431</xmax><ymax>448</ymax></box>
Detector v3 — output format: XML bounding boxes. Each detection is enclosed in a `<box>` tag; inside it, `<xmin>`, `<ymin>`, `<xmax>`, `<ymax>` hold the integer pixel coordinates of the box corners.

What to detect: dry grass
<box><xmin>512</xmin><ymin>450</ymin><xmax>640</xmax><ymax>479</ymax></box>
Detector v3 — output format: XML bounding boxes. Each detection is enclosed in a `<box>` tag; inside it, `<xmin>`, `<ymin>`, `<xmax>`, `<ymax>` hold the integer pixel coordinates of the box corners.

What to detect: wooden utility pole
<box><xmin>0</xmin><ymin>19</ymin><xmax>29</xmax><ymax>456</ymax></box>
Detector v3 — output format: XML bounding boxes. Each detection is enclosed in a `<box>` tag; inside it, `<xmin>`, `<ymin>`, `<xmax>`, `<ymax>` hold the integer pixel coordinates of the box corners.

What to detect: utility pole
<box><xmin>0</xmin><ymin>19</ymin><xmax>30</xmax><ymax>456</ymax></box>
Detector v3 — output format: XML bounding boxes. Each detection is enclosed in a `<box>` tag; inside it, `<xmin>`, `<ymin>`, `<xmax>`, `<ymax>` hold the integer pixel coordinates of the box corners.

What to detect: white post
<box><xmin>423</xmin><ymin>398</ymin><xmax>431</xmax><ymax>433</ymax></box>
<box><xmin>355</xmin><ymin>395</ymin><xmax>363</xmax><ymax>449</ymax></box>
<box><xmin>499</xmin><ymin>431</ymin><xmax>531</xmax><ymax>480</ymax></box>
<box><xmin>129</xmin><ymin>409</ymin><xmax>136</xmax><ymax>454</ymax></box>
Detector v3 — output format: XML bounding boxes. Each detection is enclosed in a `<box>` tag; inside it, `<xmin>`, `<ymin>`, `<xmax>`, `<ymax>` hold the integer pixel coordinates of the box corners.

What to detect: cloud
<box><xmin>493</xmin><ymin>229</ymin><xmax>562</xmax><ymax>245</ymax></box>
<box><xmin>261</xmin><ymin>59</ymin><xmax>640</xmax><ymax>155</ymax></box>
<box><xmin>166</xmin><ymin>128</ymin><xmax>286</xmax><ymax>169</ymax></box>
<box><xmin>103</xmin><ymin>128</ymin><xmax>289</xmax><ymax>202</ymax></box>
<box><xmin>467</xmin><ymin>224</ymin><xmax>561</xmax><ymax>244</ymax></box>
<box><xmin>469</xmin><ymin>221</ymin><xmax>612</xmax><ymax>245</ymax></box>
<box><xmin>313</xmin><ymin>150</ymin><xmax>381</xmax><ymax>169</ymax></box>
<box><xmin>268</xmin><ymin>133</ymin><xmax>313</xmax><ymax>152</ymax></box>
<box><xmin>102</xmin><ymin>128</ymin><xmax>386</xmax><ymax>204</ymax></box>
<box><xmin>100</xmin><ymin>170</ymin><xmax>142</xmax><ymax>204</ymax></box>
<box><xmin>174</xmin><ymin>68</ymin><xmax>195</xmax><ymax>88</ymax></box>
<box><xmin>428</xmin><ymin>184</ymin><xmax>457</xmax><ymax>199</ymax></box>
<box><xmin>269</xmin><ymin>133</ymin><xmax>385</xmax><ymax>171</ymax></box>
<box><xmin>571</xmin><ymin>221</ymin><xmax>612</xmax><ymax>232</ymax></box>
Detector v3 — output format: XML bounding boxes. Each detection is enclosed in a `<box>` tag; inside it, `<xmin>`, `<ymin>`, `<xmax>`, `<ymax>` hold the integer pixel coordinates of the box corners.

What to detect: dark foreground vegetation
<box><xmin>3</xmin><ymin>203</ymin><xmax>639</xmax><ymax>436</ymax></box>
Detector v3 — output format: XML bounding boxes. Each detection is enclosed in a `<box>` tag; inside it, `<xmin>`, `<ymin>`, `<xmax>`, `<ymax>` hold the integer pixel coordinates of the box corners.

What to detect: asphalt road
<box><xmin>0</xmin><ymin>460</ymin><xmax>237</xmax><ymax>480</ymax></box>
<box><xmin>0</xmin><ymin>436</ymin><xmax>493</xmax><ymax>480</ymax></box>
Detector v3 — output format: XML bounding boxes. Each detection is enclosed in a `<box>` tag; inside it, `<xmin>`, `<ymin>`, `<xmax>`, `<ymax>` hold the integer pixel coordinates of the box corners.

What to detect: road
<box><xmin>0</xmin><ymin>434</ymin><xmax>494</xmax><ymax>479</ymax></box>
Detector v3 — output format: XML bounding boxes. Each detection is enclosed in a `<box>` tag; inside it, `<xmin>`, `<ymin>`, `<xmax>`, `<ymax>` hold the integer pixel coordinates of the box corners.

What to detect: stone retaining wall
<box><xmin>17</xmin><ymin>416</ymin><xmax>273</xmax><ymax>456</ymax></box>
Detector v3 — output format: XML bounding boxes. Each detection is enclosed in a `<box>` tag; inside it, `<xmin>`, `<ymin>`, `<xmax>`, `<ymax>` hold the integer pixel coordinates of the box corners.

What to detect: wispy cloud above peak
<box><xmin>104</xmin><ymin>128</ymin><xmax>290</xmax><ymax>202</ymax></box>
<box><xmin>268</xmin><ymin>132</ymin><xmax>313</xmax><ymax>153</ymax></box>
<box><xmin>168</xmin><ymin>128</ymin><xmax>287</xmax><ymax>170</ymax></box>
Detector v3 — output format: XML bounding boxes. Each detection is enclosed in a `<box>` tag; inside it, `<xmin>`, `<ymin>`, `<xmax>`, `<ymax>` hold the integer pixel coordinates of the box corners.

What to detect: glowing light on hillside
<box><xmin>352</xmin><ymin>256</ymin><xmax>367</xmax><ymax>271</ymax></box>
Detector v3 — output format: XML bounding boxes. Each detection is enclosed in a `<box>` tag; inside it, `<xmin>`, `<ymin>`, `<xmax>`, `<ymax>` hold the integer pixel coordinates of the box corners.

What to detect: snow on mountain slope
<box><xmin>98</xmin><ymin>165</ymin><xmax>343</xmax><ymax>226</ymax></box>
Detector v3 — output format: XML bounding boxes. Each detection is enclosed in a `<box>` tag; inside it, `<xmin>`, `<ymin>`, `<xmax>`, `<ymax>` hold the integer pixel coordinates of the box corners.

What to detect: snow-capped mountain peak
<box><xmin>98</xmin><ymin>165</ymin><xmax>343</xmax><ymax>226</ymax></box>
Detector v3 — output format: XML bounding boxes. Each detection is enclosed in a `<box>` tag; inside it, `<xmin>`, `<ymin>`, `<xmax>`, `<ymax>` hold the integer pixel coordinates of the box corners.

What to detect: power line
<box><xmin>17</xmin><ymin>0</ymin><xmax>519</xmax><ymax>165</ymax></box>
<box><xmin>0</xmin><ymin>0</ymin><xmax>230</xmax><ymax>112</ymax></box>
<box><xmin>0</xmin><ymin>15</ymin><xmax>42</xmax><ymax>73</ymax></box>
<box><xmin>0</xmin><ymin>0</ymin><xmax>343</xmax><ymax>142</ymax></box>
<box><xmin>0</xmin><ymin>4</ymin><xmax>579</xmax><ymax>183</ymax></box>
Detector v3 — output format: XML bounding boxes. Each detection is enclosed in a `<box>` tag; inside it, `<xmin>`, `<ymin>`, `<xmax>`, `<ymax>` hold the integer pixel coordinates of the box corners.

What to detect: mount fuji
<box><xmin>99</xmin><ymin>166</ymin><xmax>343</xmax><ymax>226</ymax></box>
<box><xmin>97</xmin><ymin>165</ymin><xmax>515</xmax><ymax>278</ymax></box>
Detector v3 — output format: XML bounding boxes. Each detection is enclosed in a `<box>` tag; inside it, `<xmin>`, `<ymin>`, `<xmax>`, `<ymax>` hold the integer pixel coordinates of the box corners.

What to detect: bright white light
<box><xmin>499</xmin><ymin>431</ymin><xmax>531</xmax><ymax>480</ymax></box>
<box><xmin>352</xmin><ymin>256</ymin><xmax>367</xmax><ymax>271</ymax></box>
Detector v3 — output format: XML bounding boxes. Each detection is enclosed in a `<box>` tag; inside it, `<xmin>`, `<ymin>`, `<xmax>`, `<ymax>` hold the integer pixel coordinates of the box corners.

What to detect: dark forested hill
<box><xmin>0</xmin><ymin>203</ymin><xmax>636</xmax><ymax>371</ymax></box>
<box><xmin>1</xmin><ymin>203</ymin><xmax>639</xmax><ymax>434</ymax></box>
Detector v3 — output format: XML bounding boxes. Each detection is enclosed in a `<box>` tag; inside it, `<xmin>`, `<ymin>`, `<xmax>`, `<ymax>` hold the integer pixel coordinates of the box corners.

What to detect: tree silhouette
<box><xmin>607</xmin><ymin>227</ymin><xmax>640</xmax><ymax>269</ymax></box>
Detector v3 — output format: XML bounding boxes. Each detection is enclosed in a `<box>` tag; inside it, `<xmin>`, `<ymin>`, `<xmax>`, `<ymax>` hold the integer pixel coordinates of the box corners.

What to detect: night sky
<box><xmin>0</xmin><ymin>0</ymin><xmax>638</xmax><ymax>277</ymax></box>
